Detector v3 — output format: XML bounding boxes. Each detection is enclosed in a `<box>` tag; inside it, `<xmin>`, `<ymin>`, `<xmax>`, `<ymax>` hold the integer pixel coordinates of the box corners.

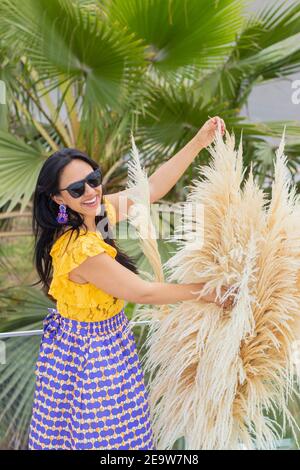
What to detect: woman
<box><xmin>28</xmin><ymin>117</ymin><xmax>229</xmax><ymax>450</ymax></box>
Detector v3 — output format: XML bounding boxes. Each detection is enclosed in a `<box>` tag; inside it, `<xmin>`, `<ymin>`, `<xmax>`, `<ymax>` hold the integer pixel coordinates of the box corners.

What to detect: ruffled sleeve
<box><xmin>53</xmin><ymin>231</ymin><xmax>117</xmax><ymax>277</ymax></box>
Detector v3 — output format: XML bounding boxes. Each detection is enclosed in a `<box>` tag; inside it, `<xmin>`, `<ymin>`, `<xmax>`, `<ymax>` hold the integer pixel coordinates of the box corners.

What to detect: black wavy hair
<box><xmin>31</xmin><ymin>147</ymin><xmax>138</xmax><ymax>297</ymax></box>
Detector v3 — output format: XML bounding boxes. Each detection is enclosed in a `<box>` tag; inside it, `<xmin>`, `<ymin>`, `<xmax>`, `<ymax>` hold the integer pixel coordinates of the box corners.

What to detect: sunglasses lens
<box><xmin>65</xmin><ymin>169</ymin><xmax>102</xmax><ymax>198</ymax></box>
<box><xmin>87</xmin><ymin>169</ymin><xmax>102</xmax><ymax>188</ymax></box>
<box><xmin>67</xmin><ymin>183</ymin><xmax>85</xmax><ymax>198</ymax></box>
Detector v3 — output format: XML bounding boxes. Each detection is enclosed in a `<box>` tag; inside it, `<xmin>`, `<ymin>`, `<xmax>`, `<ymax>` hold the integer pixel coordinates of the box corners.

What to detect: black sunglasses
<box><xmin>59</xmin><ymin>168</ymin><xmax>102</xmax><ymax>198</ymax></box>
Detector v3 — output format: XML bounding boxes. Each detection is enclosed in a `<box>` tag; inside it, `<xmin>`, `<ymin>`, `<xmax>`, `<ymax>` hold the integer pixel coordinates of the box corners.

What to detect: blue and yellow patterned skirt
<box><xmin>28</xmin><ymin>307</ymin><xmax>156</xmax><ymax>450</ymax></box>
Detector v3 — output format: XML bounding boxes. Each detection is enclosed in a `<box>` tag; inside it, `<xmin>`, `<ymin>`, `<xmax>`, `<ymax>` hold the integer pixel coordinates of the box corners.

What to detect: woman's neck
<box><xmin>82</xmin><ymin>220</ymin><xmax>97</xmax><ymax>232</ymax></box>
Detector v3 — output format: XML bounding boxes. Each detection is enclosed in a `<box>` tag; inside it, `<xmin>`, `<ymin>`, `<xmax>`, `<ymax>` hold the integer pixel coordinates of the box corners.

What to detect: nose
<box><xmin>82</xmin><ymin>182</ymin><xmax>101</xmax><ymax>198</ymax></box>
<box><xmin>84</xmin><ymin>184</ymin><xmax>96</xmax><ymax>195</ymax></box>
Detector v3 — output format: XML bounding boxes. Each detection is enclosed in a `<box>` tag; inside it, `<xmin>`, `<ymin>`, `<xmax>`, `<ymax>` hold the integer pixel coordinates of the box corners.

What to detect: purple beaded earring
<box><xmin>56</xmin><ymin>204</ymin><xmax>69</xmax><ymax>224</ymax></box>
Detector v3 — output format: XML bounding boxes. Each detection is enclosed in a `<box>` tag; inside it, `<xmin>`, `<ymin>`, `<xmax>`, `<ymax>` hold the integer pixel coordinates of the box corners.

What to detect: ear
<box><xmin>51</xmin><ymin>194</ymin><xmax>65</xmax><ymax>206</ymax></box>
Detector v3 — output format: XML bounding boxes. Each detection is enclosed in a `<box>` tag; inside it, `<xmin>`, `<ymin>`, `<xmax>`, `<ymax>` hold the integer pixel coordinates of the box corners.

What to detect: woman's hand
<box><xmin>202</xmin><ymin>285</ymin><xmax>236</xmax><ymax>310</ymax></box>
<box><xmin>196</xmin><ymin>116</ymin><xmax>225</xmax><ymax>148</ymax></box>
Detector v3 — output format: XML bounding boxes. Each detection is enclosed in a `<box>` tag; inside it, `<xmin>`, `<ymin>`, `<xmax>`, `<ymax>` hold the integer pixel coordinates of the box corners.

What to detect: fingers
<box><xmin>222</xmin><ymin>292</ymin><xmax>236</xmax><ymax>309</ymax></box>
<box><xmin>210</xmin><ymin>116</ymin><xmax>225</xmax><ymax>135</ymax></box>
<box><xmin>224</xmin><ymin>299</ymin><xmax>233</xmax><ymax>309</ymax></box>
<box><xmin>219</xmin><ymin>286</ymin><xmax>236</xmax><ymax>309</ymax></box>
<box><xmin>215</xmin><ymin>296</ymin><xmax>233</xmax><ymax>309</ymax></box>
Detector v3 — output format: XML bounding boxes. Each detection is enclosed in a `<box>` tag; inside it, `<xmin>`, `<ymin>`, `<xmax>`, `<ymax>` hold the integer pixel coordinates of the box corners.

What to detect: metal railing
<box><xmin>0</xmin><ymin>319</ymin><xmax>157</xmax><ymax>339</ymax></box>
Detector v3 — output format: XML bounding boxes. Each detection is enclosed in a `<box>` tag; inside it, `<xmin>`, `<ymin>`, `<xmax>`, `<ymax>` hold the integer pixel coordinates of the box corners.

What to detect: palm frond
<box><xmin>104</xmin><ymin>0</ymin><xmax>243</xmax><ymax>71</ymax></box>
<box><xmin>0</xmin><ymin>0</ymin><xmax>145</xmax><ymax>110</ymax></box>
<box><xmin>0</xmin><ymin>131</ymin><xmax>46</xmax><ymax>212</ymax></box>
<box><xmin>0</xmin><ymin>286</ymin><xmax>54</xmax><ymax>449</ymax></box>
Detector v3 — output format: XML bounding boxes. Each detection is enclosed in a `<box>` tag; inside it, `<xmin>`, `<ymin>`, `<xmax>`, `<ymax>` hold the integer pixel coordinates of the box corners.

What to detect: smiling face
<box><xmin>51</xmin><ymin>159</ymin><xmax>103</xmax><ymax>221</ymax></box>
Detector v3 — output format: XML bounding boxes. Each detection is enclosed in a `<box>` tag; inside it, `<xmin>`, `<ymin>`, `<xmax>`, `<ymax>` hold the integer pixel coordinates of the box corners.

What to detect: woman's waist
<box><xmin>44</xmin><ymin>305</ymin><xmax>128</xmax><ymax>336</ymax></box>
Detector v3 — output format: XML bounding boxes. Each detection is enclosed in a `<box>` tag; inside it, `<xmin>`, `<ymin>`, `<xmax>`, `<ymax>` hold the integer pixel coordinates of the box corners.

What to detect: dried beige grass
<box><xmin>125</xmin><ymin>133</ymin><xmax>170</xmax><ymax>329</ymax></box>
<box><xmin>131</xmin><ymin>127</ymin><xmax>300</xmax><ymax>449</ymax></box>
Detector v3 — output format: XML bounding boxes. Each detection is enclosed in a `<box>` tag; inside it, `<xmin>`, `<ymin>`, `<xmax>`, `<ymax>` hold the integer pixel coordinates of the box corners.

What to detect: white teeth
<box><xmin>83</xmin><ymin>196</ymin><xmax>97</xmax><ymax>204</ymax></box>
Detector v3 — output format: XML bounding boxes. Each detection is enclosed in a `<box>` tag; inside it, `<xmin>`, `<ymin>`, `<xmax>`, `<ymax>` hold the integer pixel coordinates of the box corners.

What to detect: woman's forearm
<box><xmin>140</xmin><ymin>280</ymin><xmax>206</xmax><ymax>305</ymax></box>
<box><xmin>148</xmin><ymin>133</ymin><xmax>204</xmax><ymax>202</ymax></box>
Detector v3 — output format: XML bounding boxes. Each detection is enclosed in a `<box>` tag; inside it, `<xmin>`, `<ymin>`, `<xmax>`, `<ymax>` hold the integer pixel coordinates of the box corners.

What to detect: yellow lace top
<box><xmin>48</xmin><ymin>196</ymin><xmax>125</xmax><ymax>322</ymax></box>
